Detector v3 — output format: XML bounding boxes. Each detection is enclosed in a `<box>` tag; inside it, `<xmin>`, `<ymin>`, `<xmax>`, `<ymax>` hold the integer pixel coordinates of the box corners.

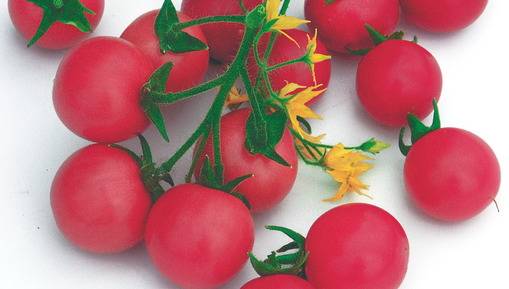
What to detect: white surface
<box><xmin>1</xmin><ymin>1</ymin><xmax>508</xmax><ymax>288</ymax></box>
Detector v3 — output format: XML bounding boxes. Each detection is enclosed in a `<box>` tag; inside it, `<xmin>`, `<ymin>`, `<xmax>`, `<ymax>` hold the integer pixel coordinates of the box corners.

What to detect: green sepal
<box><xmin>399</xmin><ymin>99</ymin><xmax>441</xmax><ymax>156</ymax></box>
<box><xmin>155</xmin><ymin>0</ymin><xmax>208</xmax><ymax>53</ymax></box>
<box><xmin>27</xmin><ymin>0</ymin><xmax>95</xmax><ymax>47</ymax></box>
<box><xmin>365</xmin><ymin>24</ymin><xmax>388</xmax><ymax>45</ymax></box>
<box><xmin>246</xmin><ymin>4</ymin><xmax>267</xmax><ymax>29</ymax></box>
<box><xmin>108</xmin><ymin>144</ymin><xmax>143</xmax><ymax>167</ymax></box>
<box><xmin>347</xmin><ymin>24</ymin><xmax>405</xmax><ymax>56</ymax></box>
<box><xmin>297</xmin><ymin>116</ymin><xmax>312</xmax><ymax>134</ymax></box>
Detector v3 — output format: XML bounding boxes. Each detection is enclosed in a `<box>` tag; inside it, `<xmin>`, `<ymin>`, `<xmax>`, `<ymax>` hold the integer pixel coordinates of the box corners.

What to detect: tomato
<box><xmin>181</xmin><ymin>0</ymin><xmax>263</xmax><ymax>63</ymax></box>
<box><xmin>51</xmin><ymin>144</ymin><xmax>151</xmax><ymax>254</ymax></box>
<box><xmin>249</xmin><ymin>29</ymin><xmax>331</xmax><ymax>104</ymax></box>
<box><xmin>405</xmin><ymin>128</ymin><xmax>500</xmax><ymax>222</ymax></box>
<box><xmin>400</xmin><ymin>0</ymin><xmax>489</xmax><ymax>33</ymax></box>
<box><xmin>197</xmin><ymin>108</ymin><xmax>298</xmax><ymax>213</ymax></box>
<box><xmin>305</xmin><ymin>0</ymin><xmax>400</xmax><ymax>53</ymax></box>
<box><xmin>305</xmin><ymin>203</ymin><xmax>409</xmax><ymax>289</ymax></box>
<box><xmin>145</xmin><ymin>184</ymin><xmax>254</xmax><ymax>289</ymax></box>
<box><xmin>356</xmin><ymin>40</ymin><xmax>442</xmax><ymax>127</ymax></box>
<box><xmin>241</xmin><ymin>275</ymin><xmax>316</xmax><ymax>289</ymax></box>
<box><xmin>53</xmin><ymin>37</ymin><xmax>153</xmax><ymax>143</ymax></box>
<box><xmin>8</xmin><ymin>0</ymin><xmax>104</xmax><ymax>50</ymax></box>
<box><xmin>121</xmin><ymin>10</ymin><xmax>209</xmax><ymax>93</ymax></box>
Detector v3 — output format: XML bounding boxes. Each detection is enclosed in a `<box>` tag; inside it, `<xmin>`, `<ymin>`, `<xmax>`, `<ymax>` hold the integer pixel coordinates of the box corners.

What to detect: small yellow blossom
<box><xmin>324</xmin><ymin>144</ymin><xmax>374</xmax><ymax>202</ymax></box>
<box><xmin>367</xmin><ymin>140</ymin><xmax>390</xmax><ymax>154</ymax></box>
<box><xmin>305</xmin><ymin>29</ymin><xmax>332</xmax><ymax>84</ymax></box>
<box><xmin>265</xmin><ymin>0</ymin><xmax>310</xmax><ymax>46</ymax></box>
<box><xmin>225</xmin><ymin>86</ymin><xmax>249</xmax><ymax>108</ymax></box>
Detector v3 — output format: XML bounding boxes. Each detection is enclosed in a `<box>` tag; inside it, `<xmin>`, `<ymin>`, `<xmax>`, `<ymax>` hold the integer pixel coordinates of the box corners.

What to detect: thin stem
<box><xmin>267</xmin><ymin>57</ymin><xmax>305</xmax><ymax>72</ymax></box>
<box><xmin>174</xmin><ymin>15</ymin><xmax>245</xmax><ymax>30</ymax></box>
<box><xmin>185</xmin><ymin>126</ymin><xmax>210</xmax><ymax>183</ymax></box>
<box><xmin>150</xmin><ymin>75</ymin><xmax>226</xmax><ymax>104</ymax></box>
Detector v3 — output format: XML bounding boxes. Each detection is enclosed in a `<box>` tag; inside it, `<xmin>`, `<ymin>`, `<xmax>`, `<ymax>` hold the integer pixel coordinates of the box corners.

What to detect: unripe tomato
<box><xmin>241</xmin><ymin>275</ymin><xmax>316</xmax><ymax>289</ymax></box>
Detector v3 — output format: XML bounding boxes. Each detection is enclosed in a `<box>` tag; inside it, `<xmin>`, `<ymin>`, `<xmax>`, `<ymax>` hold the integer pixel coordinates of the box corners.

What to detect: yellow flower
<box><xmin>225</xmin><ymin>86</ymin><xmax>248</xmax><ymax>108</ymax></box>
<box><xmin>305</xmin><ymin>29</ymin><xmax>332</xmax><ymax>84</ymax></box>
<box><xmin>367</xmin><ymin>140</ymin><xmax>390</xmax><ymax>154</ymax></box>
<box><xmin>265</xmin><ymin>0</ymin><xmax>310</xmax><ymax>45</ymax></box>
<box><xmin>323</xmin><ymin>144</ymin><xmax>374</xmax><ymax>202</ymax></box>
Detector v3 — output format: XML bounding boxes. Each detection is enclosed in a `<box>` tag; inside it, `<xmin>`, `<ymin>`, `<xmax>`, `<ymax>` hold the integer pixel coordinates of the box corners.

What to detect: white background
<box><xmin>1</xmin><ymin>0</ymin><xmax>508</xmax><ymax>288</ymax></box>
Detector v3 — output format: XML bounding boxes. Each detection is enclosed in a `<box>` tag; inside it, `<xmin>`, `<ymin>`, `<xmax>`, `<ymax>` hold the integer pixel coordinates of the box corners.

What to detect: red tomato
<box><xmin>121</xmin><ymin>10</ymin><xmax>209</xmax><ymax>93</ymax></box>
<box><xmin>51</xmin><ymin>144</ymin><xmax>151</xmax><ymax>254</ymax></box>
<box><xmin>249</xmin><ymin>29</ymin><xmax>331</xmax><ymax>104</ymax></box>
<box><xmin>53</xmin><ymin>37</ymin><xmax>153</xmax><ymax>143</ymax></box>
<box><xmin>305</xmin><ymin>0</ymin><xmax>400</xmax><ymax>53</ymax></box>
<box><xmin>181</xmin><ymin>0</ymin><xmax>263</xmax><ymax>63</ymax></box>
<box><xmin>241</xmin><ymin>275</ymin><xmax>316</xmax><ymax>289</ymax></box>
<box><xmin>145</xmin><ymin>184</ymin><xmax>254</xmax><ymax>289</ymax></box>
<box><xmin>356</xmin><ymin>40</ymin><xmax>442</xmax><ymax>127</ymax></box>
<box><xmin>197</xmin><ymin>108</ymin><xmax>298</xmax><ymax>213</ymax></box>
<box><xmin>8</xmin><ymin>0</ymin><xmax>104</xmax><ymax>50</ymax></box>
<box><xmin>405</xmin><ymin>128</ymin><xmax>500</xmax><ymax>222</ymax></box>
<box><xmin>306</xmin><ymin>203</ymin><xmax>409</xmax><ymax>289</ymax></box>
<box><xmin>400</xmin><ymin>0</ymin><xmax>489</xmax><ymax>33</ymax></box>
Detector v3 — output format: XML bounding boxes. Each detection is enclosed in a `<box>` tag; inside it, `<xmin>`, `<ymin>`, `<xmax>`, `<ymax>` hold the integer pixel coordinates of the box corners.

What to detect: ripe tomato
<box><xmin>197</xmin><ymin>108</ymin><xmax>298</xmax><ymax>213</ymax></box>
<box><xmin>121</xmin><ymin>10</ymin><xmax>209</xmax><ymax>93</ymax></box>
<box><xmin>305</xmin><ymin>0</ymin><xmax>400</xmax><ymax>53</ymax></box>
<box><xmin>400</xmin><ymin>0</ymin><xmax>489</xmax><ymax>33</ymax></box>
<box><xmin>51</xmin><ymin>144</ymin><xmax>151</xmax><ymax>254</ymax></box>
<box><xmin>53</xmin><ymin>37</ymin><xmax>153</xmax><ymax>143</ymax></box>
<box><xmin>306</xmin><ymin>203</ymin><xmax>409</xmax><ymax>289</ymax></box>
<box><xmin>8</xmin><ymin>0</ymin><xmax>104</xmax><ymax>50</ymax></box>
<box><xmin>249</xmin><ymin>29</ymin><xmax>331</xmax><ymax>103</ymax></box>
<box><xmin>241</xmin><ymin>275</ymin><xmax>316</xmax><ymax>289</ymax></box>
<box><xmin>181</xmin><ymin>0</ymin><xmax>263</xmax><ymax>63</ymax></box>
<box><xmin>405</xmin><ymin>128</ymin><xmax>500</xmax><ymax>222</ymax></box>
<box><xmin>145</xmin><ymin>184</ymin><xmax>254</xmax><ymax>289</ymax></box>
<box><xmin>356</xmin><ymin>40</ymin><xmax>442</xmax><ymax>127</ymax></box>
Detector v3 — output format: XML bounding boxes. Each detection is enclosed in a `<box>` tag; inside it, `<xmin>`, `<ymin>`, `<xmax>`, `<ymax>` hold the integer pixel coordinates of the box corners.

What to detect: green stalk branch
<box><xmin>174</xmin><ymin>15</ymin><xmax>246</xmax><ymax>30</ymax></box>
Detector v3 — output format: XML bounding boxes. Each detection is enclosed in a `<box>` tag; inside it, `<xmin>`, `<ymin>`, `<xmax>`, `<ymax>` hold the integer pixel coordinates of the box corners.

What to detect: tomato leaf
<box><xmin>155</xmin><ymin>0</ymin><xmax>208</xmax><ymax>53</ymax></box>
<box><xmin>27</xmin><ymin>0</ymin><xmax>95</xmax><ymax>47</ymax></box>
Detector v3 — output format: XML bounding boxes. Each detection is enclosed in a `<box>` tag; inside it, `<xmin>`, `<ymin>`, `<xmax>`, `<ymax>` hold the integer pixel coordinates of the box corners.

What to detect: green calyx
<box><xmin>27</xmin><ymin>0</ymin><xmax>95</xmax><ymax>47</ymax></box>
<box><xmin>399</xmin><ymin>99</ymin><xmax>441</xmax><ymax>156</ymax></box>
<box><xmin>249</xmin><ymin>226</ymin><xmax>308</xmax><ymax>277</ymax></box>
<box><xmin>347</xmin><ymin>24</ymin><xmax>406</xmax><ymax>56</ymax></box>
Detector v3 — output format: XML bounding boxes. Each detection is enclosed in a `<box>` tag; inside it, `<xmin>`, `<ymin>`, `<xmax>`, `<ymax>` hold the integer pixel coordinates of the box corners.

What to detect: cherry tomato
<box><xmin>400</xmin><ymin>0</ymin><xmax>489</xmax><ymax>33</ymax></box>
<box><xmin>121</xmin><ymin>10</ymin><xmax>209</xmax><ymax>93</ymax></box>
<box><xmin>53</xmin><ymin>37</ymin><xmax>153</xmax><ymax>143</ymax></box>
<box><xmin>241</xmin><ymin>275</ymin><xmax>316</xmax><ymax>289</ymax></box>
<box><xmin>181</xmin><ymin>0</ymin><xmax>263</xmax><ymax>63</ymax></box>
<box><xmin>8</xmin><ymin>0</ymin><xmax>104</xmax><ymax>50</ymax></box>
<box><xmin>145</xmin><ymin>184</ymin><xmax>254</xmax><ymax>289</ymax></box>
<box><xmin>405</xmin><ymin>128</ymin><xmax>500</xmax><ymax>222</ymax></box>
<box><xmin>197</xmin><ymin>108</ymin><xmax>298</xmax><ymax>213</ymax></box>
<box><xmin>51</xmin><ymin>144</ymin><xmax>151</xmax><ymax>254</ymax></box>
<box><xmin>356</xmin><ymin>40</ymin><xmax>442</xmax><ymax>127</ymax></box>
<box><xmin>305</xmin><ymin>0</ymin><xmax>400</xmax><ymax>53</ymax></box>
<box><xmin>306</xmin><ymin>203</ymin><xmax>409</xmax><ymax>289</ymax></box>
<box><xmin>249</xmin><ymin>29</ymin><xmax>331</xmax><ymax>104</ymax></box>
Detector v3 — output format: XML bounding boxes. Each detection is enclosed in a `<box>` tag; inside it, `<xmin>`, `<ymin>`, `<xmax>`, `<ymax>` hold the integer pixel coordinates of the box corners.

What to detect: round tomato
<box><xmin>8</xmin><ymin>0</ymin><xmax>104</xmax><ymax>50</ymax></box>
<box><xmin>400</xmin><ymin>0</ymin><xmax>489</xmax><ymax>33</ymax></box>
<box><xmin>51</xmin><ymin>144</ymin><xmax>151</xmax><ymax>254</ymax></box>
<box><xmin>249</xmin><ymin>29</ymin><xmax>331</xmax><ymax>104</ymax></box>
<box><xmin>53</xmin><ymin>37</ymin><xmax>153</xmax><ymax>143</ymax></box>
<box><xmin>305</xmin><ymin>0</ymin><xmax>400</xmax><ymax>53</ymax></box>
<box><xmin>306</xmin><ymin>203</ymin><xmax>409</xmax><ymax>289</ymax></box>
<box><xmin>145</xmin><ymin>184</ymin><xmax>254</xmax><ymax>289</ymax></box>
<box><xmin>181</xmin><ymin>0</ymin><xmax>263</xmax><ymax>63</ymax></box>
<box><xmin>405</xmin><ymin>128</ymin><xmax>500</xmax><ymax>222</ymax></box>
<box><xmin>241</xmin><ymin>275</ymin><xmax>316</xmax><ymax>289</ymax></box>
<box><xmin>121</xmin><ymin>10</ymin><xmax>209</xmax><ymax>93</ymax></box>
<box><xmin>356</xmin><ymin>40</ymin><xmax>442</xmax><ymax>127</ymax></box>
<box><xmin>196</xmin><ymin>108</ymin><xmax>298</xmax><ymax>213</ymax></box>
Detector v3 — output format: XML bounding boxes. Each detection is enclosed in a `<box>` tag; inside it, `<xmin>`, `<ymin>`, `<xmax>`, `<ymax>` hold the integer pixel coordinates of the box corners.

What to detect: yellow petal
<box><xmin>272</xmin><ymin>16</ymin><xmax>310</xmax><ymax>31</ymax></box>
<box><xmin>311</xmin><ymin>53</ymin><xmax>332</xmax><ymax>64</ymax></box>
<box><xmin>265</xmin><ymin>0</ymin><xmax>281</xmax><ymax>21</ymax></box>
<box><xmin>279</xmin><ymin>82</ymin><xmax>306</xmax><ymax>98</ymax></box>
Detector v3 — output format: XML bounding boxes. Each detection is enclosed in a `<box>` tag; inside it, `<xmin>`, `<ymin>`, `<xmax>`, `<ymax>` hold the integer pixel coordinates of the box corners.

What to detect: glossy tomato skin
<box><xmin>241</xmin><ymin>275</ymin><xmax>316</xmax><ymax>289</ymax></box>
<box><xmin>400</xmin><ymin>0</ymin><xmax>489</xmax><ymax>33</ymax></box>
<box><xmin>51</xmin><ymin>144</ymin><xmax>151</xmax><ymax>254</ymax></box>
<box><xmin>8</xmin><ymin>0</ymin><xmax>104</xmax><ymax>50</ymax></box>
<box><xmin>405</xmin><ymin>128</ymin><xmax>500</xmax><ymax>222</ymax></box>
<box><xmin>197</xmin><ymin>108</ymin><xmax>298</xmax><ymax>213</ymax></box>
<box><xmin>181</xmin><ymin>0</ymin><xmax>263</xmax><ymax>63</ymax></box>
<box><xmin>306</xmin><ymin>203</ymin><xmax>409</xmax><ymax>289</ymax></box>
<box><xmin>53</xmin><ymin>37</ymin><xmax>153</xmax><ymax>143</ymax></box>
<box><xmin>356</xmin><ymin>40</ymin><xmax>442</xmax><ymax>127</ymax></box>
<box><xmin>305</xmin><ymin>0</ymin><xmax>400</xmax><ymax>53</ymax></box>
<box><xmin>249</xmin><ymin>29</ymin><xmax>331</xmax><ymax>104</ymax></box>
<box><xmin>145</xmin><ymin>184</ymin><xmax>254</xmax><ymax>289</ymax></box>
<box><xmin>121</xmin><ymin>10</ymin><xmax>209</xmax><ymax>93</ymax></box>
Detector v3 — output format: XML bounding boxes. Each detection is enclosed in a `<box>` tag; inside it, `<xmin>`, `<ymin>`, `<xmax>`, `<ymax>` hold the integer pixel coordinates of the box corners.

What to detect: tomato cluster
<box><xmin>9</xmin><ymin>0</ymin><xmax>500</xmax><ymax>289</ymax></box>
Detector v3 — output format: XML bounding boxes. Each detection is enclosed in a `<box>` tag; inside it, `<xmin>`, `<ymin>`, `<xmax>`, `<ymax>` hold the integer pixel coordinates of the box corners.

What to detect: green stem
<box><xmin>267</xmin><ymin>57</ymin><xmax>305</xmax><ymax>72</ymax></box>
<box><xmin>185</xmin><ymin>126</ymin><xmax>210</xmax><ymax>183</ymax></box>
<box><xmin>174</xmin><ymin>15</ymin><xmax>246</xmax><ymax>30</ymax></box>
<box><xmin>149</xmin><ymin>75</ymin><xmax>226</xmax><ymax>104</ymax></box>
